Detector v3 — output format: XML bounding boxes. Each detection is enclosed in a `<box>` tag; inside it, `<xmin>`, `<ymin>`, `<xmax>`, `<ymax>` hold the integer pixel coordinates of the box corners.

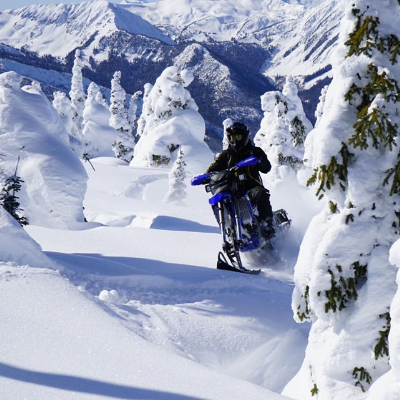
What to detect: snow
<box><xmin>0</xmin><ymin>71</ymin><xmax>88</xmax><ymax>229</ymax></box>
<box><xmin>0</xmin><ymin>53</ymin><xmax>312</xmax><ymax>400</ymax></box>
<box><xmin>0</xmin><ymin>207</ymin><xmax>55</xmax><ymax>269</ymax></box>
<box><xmin>0</xmin><ymin>265</ymin><xmax>289</xmax><ymax>400</ymax></box>
<box><xmin>82</xmin><ymin>82</ymin><xmax>119</xmax><ymax>158</ymax></box>
<box><xmin>0</xmin><ymin>1</ymin><xmax>174</xmax><ymax>58</ymax></box>
<box><xmin>2</xmin><ymin>2</ymin><xmax>400</xmax><ymax>398</ymax></box>
<box><xmin>284</xmin><ymin>0</ymin><xmax>400</xmax><ymax>399</ymax></box>
<box><xmin>0</xmin><ymin>150</ymin><xmax>311</xmax><ymax>399</ymax></box>
<box><xmin>121</xmin><ymin>0</ymin><xmax>339</xmax><ymax>84</ymax></box>
<box><xmin>131</xmin><ymin>66</ymin><xmax>213</xmax><ymax>174</ymax></box>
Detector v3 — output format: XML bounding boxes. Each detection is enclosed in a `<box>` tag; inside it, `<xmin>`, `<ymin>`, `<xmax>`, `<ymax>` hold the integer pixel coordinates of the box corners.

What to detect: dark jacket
<box><xmin>206</xmin><ymin>141</ymin><xmax>271</xmax><ymax>191</ymax></box>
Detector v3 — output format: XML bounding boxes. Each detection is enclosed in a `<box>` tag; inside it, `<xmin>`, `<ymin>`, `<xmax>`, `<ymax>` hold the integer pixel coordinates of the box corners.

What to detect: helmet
<box><xmin>226</xmin><ymin>122</ymin><xmax>250</xmax><ymax>151</ymax></box>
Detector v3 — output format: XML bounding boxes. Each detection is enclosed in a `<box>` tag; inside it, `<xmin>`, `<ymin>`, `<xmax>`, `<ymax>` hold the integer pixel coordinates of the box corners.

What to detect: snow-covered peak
<box><xmin>120</xmin><ymin>0</ymin><xmax>324</xmax><ymax>34</ymax></box>
<box><xmin>120</xmin><ymin>0</ymin><xmax>305</xmax><ymax>41</ymax></box>
<box><xmin>0</xmin><ymin>0</ymin><xmax>174</xmax><ymax>57</ymax></box>
<box><xmin>119</xmin><ymin>0</ymin><xmax>340</xmax><ymax>82</ymax></box>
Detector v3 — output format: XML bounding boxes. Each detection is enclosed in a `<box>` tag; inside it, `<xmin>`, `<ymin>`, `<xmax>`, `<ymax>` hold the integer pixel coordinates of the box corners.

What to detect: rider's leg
<box><xmin>247</xmin><ymin>186</ymin><xmax>274</xmax><ymax>236</ymax></box>
<box><xmin>247</xmin><ymin>186</ymin><xmax>273</xmax><ymax>220</ymax></box>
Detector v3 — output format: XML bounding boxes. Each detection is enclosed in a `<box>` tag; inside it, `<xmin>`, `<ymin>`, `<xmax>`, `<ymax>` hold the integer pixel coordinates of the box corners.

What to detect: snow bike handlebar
<box><xmin>191</xmin><ymin>156</ymin><xmax>260</xmax><ymax>186</ymax></box>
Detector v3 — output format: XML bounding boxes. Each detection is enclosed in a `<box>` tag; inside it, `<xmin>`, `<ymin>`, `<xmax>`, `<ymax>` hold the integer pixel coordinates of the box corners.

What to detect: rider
<box><xmin>206</xmin><ymin>121</ymin><xmax>275</xmax><ymax>236</ymax></box>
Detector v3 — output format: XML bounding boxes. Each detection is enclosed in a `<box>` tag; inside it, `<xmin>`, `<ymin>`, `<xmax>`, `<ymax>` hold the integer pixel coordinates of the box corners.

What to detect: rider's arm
<box><xmin>254</xmin><ymin>147</ymin><xmax>272</xmax><ymax>174</ymax></box>
<box><xmin>206</xmin><ymin>151</ymin><xmax>229</xmax><ymax>173</ymax></box>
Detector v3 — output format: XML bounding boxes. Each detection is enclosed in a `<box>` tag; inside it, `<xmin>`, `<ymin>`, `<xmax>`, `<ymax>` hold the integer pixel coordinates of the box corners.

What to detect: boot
<box><xmin>261</xmin><ymin>217</ymin><xmax>275</xmax><ymax>239</ymax></box>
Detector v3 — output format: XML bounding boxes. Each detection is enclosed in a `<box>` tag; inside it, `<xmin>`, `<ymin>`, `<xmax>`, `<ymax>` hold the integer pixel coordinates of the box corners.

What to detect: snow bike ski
<box><xmin>191</xmin><ymin>156</ymin><xmax>291</xmax><ymax>274</ymax></box>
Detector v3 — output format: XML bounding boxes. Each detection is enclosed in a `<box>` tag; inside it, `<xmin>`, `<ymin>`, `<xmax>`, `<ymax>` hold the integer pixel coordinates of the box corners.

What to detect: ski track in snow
<box><xmin>24</xmin><ymin>158</ymin><xmax>309</xmax><ymax>395</ymax></box>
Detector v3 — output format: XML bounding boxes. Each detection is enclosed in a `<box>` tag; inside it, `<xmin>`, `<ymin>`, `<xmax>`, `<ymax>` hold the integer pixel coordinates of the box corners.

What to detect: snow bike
<box><xmin>191</xmin><ymin>156</ymin><xmax>291</xmax><ymax>274</ymax></box>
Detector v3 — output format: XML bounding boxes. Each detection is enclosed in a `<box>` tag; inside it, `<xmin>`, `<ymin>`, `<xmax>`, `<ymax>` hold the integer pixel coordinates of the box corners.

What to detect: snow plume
<box><xmin>52</xmin><ymin>91</ymin><xmax>83</xmax><ymax>156</ymax></box>
<box><xmin>285</xmin><ymin>1</ymin><xmax>400</xmax><ymax>399</ymax></box>
<box><xmin>0</xmin><ymin>71</ymin><xmax>88</xmax><ymax>229</ymax></box>
<box><xmin>82</xmin><ymin>82</ymin><xmax>118</xmax><ymax>159</ymax></box>
<box><xmin>130</xmin><ymin>66</ymin><xmax>213</xmax><ymax>174</ymax></box>
<box><xmin>69</xmin><ymin>49</ymin><xmax>86</xmax><ymax>138</ymax></box>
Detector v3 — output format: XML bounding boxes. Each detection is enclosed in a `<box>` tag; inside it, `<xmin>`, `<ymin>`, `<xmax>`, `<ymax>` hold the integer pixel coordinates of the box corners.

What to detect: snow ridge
<box><xmin>0</xmin><ymin>0</ymin><xmax>174</xmax><ymax>57</ymax></box>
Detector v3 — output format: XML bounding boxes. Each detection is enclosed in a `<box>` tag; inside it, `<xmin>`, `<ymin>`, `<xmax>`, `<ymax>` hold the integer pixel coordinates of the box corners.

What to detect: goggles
<box><xmin>228</xmin><ymin>133</ymin><xmax>244</xmax><ymax>142</ymax></box>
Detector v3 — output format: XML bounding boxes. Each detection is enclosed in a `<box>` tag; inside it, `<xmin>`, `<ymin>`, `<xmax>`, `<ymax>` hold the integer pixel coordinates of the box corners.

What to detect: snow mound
<box><xmin>0</xmin><ymin>265</ymin><xmax>290</xmax><ymax>400</ymax></box>
<box><xmin>0</xmin><ymin>71</ymin><xmax>88</xmax><ymax>229</ymax></box>
<box><xmin>0</xmin><ymin>207</ymin><xmax>55</xmax><ymax>269</ymax></box>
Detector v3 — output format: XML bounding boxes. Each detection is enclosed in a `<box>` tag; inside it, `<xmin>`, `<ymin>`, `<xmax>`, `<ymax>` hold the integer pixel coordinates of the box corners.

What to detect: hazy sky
<box><xmin>0</xmin><ymin>0</ymin><xmax>119</xmax><ymax>12</ymax></box>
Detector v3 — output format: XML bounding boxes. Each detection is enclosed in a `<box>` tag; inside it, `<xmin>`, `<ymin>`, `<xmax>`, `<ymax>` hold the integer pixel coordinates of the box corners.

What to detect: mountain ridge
<box><xmin>0</xmin><ymin>0</ymin><xmax>341</xmax><ymax>148</ymax></box>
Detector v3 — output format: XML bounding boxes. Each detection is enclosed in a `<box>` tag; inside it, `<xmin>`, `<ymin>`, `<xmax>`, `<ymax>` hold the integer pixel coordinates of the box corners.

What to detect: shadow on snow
<box><xmin>150</xmin><ymin>216</ymin><xmax>220</xmax><ymax>234</ymax></box>
<box><xmin>0</xmin><ymin>362</ymin><xmax>207</xmax><ymax>400</ymax></box>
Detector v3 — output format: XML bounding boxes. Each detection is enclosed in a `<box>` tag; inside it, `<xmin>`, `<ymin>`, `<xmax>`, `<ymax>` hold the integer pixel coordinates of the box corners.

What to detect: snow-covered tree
<box><xmin>222</xmin><ymin>118</ymin><xmax>233</xmax><ymax>151</ymax></box>
<box><xmin>0</xmin><ymin>157</ymin><xmax>28</xmax><ymax>226</ymax></box>
<box><xmin>128</xmin><ymin>90</ymin><xmax>142</xmax><ymax>137</ymax></box>
<box><xmin>52</xmin><ymin>91</ymin><xmax>82</xmax><ymax>156</ymax></box>
<box><xmin>108</xmin><ymin>71</ymin><xmax>135</xmax><ymax>163</ymax></box>
<box><xmin>136</xmin><ymin>83</ymin><xmax>153</xmax><ymax>139</ymax></box>
<box><xmin>285</xmin><ymin>1</ymin><xmax>400</xmax><ymax>399</ymax></box>
<box><xmin>255</xmin><ymin>77</ymin><xmax>312</xmax><ymax>179</ymax></box>
<box><xmin>282</xmin><ymin>76</ymin><xmax>313</xmax><ymax>151</ymax></box>
<box><xmin>82</xmin><ymin>82</ymin><xmax>118</xmax><ymax>159</ymax></box>
<box><xmin>0</xmin><ymin>71</ymin><xmax>88</xmax><ymax>229</ymax></box>
<box><xmin>314</xmin><ymin>85</ymin><xmax>329</xmax><ymax>128</ymax></box>
<box><xmin>368</xmin><ymin>240</ymin><xmax>400</xmax><ymax>400</ymax></box>
<box><xmin>69</xmin><ymin>49</ymin><xmax>86</xmax><ymax>137</ymax></box>
<box><xmin>130</xmin><ymin>66</ymin><xmax>213</xmax><ymax>174</ymax></box>
<box><xmin>109</xmin><ymin>71</ymin><xmax>130</xmax><ymax>133</ymax></box>
<box><xmin>164</xmin><ymin>148</ymin><xmax>187</xmax><ymax>205</ymax></box>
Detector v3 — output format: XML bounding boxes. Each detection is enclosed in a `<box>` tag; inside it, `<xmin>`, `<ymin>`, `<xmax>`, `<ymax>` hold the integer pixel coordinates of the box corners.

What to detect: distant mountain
<box><xmin>0</xmin><ymin>0</ymin><xmax>342</xmax><ymax>150</ymax></box>
<box><xmin>0</xmin><ymin>1</ymin><xmax>173</xmax><ymax>57</ymax></box>
<box><xmin>121</xmin><ymin>0</ymin><xmax>340</xmax><ymax>87</ymax></box>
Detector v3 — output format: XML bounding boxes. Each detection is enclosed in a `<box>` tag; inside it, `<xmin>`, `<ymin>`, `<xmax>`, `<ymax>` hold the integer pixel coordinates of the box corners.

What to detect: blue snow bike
<box><xmin>191</xmin><ymin>156</ymin><xmax>291</xmax><ymax>274</ymax></box>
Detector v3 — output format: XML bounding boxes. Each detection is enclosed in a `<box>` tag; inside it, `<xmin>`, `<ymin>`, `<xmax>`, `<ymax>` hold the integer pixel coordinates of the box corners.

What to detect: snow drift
<box><xmin>0</xmin><ymin>71</ymin><xmax>88</xmax><ymax>229</ymax></box>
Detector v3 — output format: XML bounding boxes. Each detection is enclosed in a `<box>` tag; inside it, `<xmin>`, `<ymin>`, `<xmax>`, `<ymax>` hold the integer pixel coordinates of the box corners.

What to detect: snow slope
<box><xmin>0</xmin><ymin>265</ymin><xmax>289</xmax><ymax>400</ymax></box>
<box><xmin>0</xmin><ymin>155</ymin><xmax>311</xmax><ymax>399</ymax></box>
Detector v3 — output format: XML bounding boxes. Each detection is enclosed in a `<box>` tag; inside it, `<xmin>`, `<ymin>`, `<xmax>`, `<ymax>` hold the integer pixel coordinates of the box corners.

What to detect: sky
<box><xmin>0</xmin><ymin>0</ymin><xmax>119</xmax><ymax>12</ymax></box>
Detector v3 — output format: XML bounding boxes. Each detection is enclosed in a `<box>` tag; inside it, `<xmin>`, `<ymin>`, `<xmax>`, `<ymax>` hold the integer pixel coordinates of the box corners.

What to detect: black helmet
<box><xmin>226</xmin><ymin>122</ymin><xmax>250</xmax><ymax>151</ymax></box>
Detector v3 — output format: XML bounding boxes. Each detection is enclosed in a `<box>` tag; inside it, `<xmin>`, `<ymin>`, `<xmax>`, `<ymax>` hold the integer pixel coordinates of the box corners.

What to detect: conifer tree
<box><xmin>109</xmin><ymin>71</ymin><xmax>131</xmax><ymax>133</ymax></box>
<box><xmin>314</xmin><ymin>85</ymin><xmax>329</xmax><ymax>128</ymax></box>
<box><xmin>282</xmin><ymin>75</ymin><xmax>312</xmax><ymax>151</ymax></box>
<box><xmin>69</xmin><ymin>50</ymin><xmax>86</xmax><ymax>137</ymax></box>
<box><xmin>82</xmin><ymin>82</ymin><xmax>118</xmax><ymax>159</ymax></box>
<box><xmin>131</xmin><ymin>67</ymin><xmax>205</xmax><ymax>168</ymax></box>
<box><xmin>0</xmin><ymin>158</ymin><xmax>28</xmax><ymax>226</ymax></box>
<box><xmin>128</xmin><ymin>90</ymin><xmax>142</xmax><ymax>138</ymax></box>
<box><xmin>53</xmin><ymin>91</ymin><xmax>82</xmax><ymax>154</ymax></box>
<box><xmin>254</xmin><ymin>81</ymin><xmax>311</xmax><ymax>178</ymax></box>
<box><xmin>109</xmin><ymin>71</ymin><xmax>135</xmax><ymax>163</ymax></box>
<box><xmin>164</xmin><ymin>149</ymin><xmax>187</xmax><ymax>204</ymax></box>
<box><xmin>136</xmin><ymin>83</ymin><xmax>154</xmax><ymax>139</ymax></box>
<box><xmin>289</xmin><ymin>1</ymin><xmax>400</xmax><ymax>399</ymax></box>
